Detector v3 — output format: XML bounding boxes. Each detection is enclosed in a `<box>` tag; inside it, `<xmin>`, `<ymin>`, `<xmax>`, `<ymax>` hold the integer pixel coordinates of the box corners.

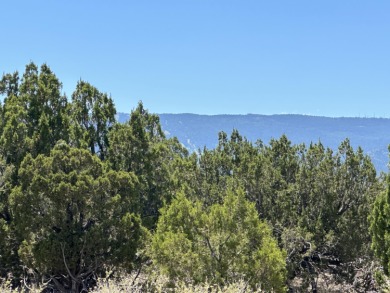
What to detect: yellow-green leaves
<box><xmin>150</xmin><ymin>188</ymin><xmax>287</xmax><ymax>292</ymax></box>
<box><xmin>370</xmin><ymin>188</ymin><xmax>390</xmax><ymax>275</ymax></box>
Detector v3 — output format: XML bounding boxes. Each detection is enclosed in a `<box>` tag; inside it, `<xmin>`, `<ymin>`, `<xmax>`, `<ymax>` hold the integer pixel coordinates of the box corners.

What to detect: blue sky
<box><xmin>1</xmin><ymin>1</ymin><xmax>389</xmax><ymax>116</ymax></box>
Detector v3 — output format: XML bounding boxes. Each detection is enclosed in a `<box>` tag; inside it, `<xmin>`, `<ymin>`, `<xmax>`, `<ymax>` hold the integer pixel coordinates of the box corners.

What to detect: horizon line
<box><xmin>116</xmin><ymin>112</ymin><xmax>390</xmax><ymax>119</ymax></box>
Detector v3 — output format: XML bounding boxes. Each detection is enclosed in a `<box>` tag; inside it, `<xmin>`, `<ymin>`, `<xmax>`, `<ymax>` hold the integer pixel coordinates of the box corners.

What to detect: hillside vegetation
<box><xmin>1</xmin><ymin>63</ymin><xmax>390</xmax><ymax>292</ymax></box>
<box><xmin>117</xmin><ymin>113</ymin><xmax>390</xmax><ymax>173</ymax></box>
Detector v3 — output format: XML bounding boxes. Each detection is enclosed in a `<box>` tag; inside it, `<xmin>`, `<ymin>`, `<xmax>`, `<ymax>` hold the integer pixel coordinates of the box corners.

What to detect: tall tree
<box><xmin>35</xmin><ymin>64</ymin><xmax>69</xmax><ymax>147</ymax></box>
<box><xmin>0</xmin><ymin>94</ymin><xmax>31</xmax><ymax>167</ymax></box>
<box><xmin>108</xmin><ymin>102</ymin><xmax>184</xmax><ymax>227</ymax></box>
<box><xmin>1</xmin><ymin>63</ymin><xmax>70</xmax><ymax>158</ymax></box>
<box><xmin>0</xmin><ymin>71</ymin><xmax>19</xmax><ymax>98</ymax></box>
<box><xmin>71</xmin><ymin>80</ymin><xmax>116</xmax><ymax>160</ymax></box>
<box><xmin>19</xmin><ymin>62</ymin><xmax>39</xmax><ymax>137</ymax></box>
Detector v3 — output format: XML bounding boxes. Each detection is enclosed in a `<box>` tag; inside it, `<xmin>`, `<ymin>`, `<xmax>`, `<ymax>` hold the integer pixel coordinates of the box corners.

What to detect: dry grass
<box><xmin>2</xmin><ymin>272</ymin><xmax>385</xmax><ymax>293</ymax></box>
<box><xmin>90</xmin><ymin>273</ymin><xmax>264</xmax><ymax>293</ymax></box>
<box><xmin>0</xmin><ymin>278</ymin><xmax>41</xmax><ymax>293</ymax></box>
<box><xmin>1</xmin><ymin>273</ymin><xmax>265</xmax><ymax>293</ymax></box>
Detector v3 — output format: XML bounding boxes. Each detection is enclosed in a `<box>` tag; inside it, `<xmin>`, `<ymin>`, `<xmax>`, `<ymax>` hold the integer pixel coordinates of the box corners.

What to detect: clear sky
<box><xmin>1</xmin><ymin>1</ymin><xmax>389</xmax><ymax>116</ymax></box>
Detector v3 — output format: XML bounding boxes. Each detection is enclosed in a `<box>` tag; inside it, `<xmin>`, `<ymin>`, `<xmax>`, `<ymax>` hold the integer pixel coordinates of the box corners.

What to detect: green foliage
<box><xmin>19</xmin><ymin>63</ymin><xmax>70</xmax><ymax>155</ymax></box>
<box><xmin>0</xmin><ymin>157</ymin><xmax>16</xmax><ymax>277</ymax></box>
<box><xmin>275</xmin><ymin>139</ymin><xmax>378</xmax><ymax>263</ymax></box>
<box><xmin>71</xmin><ymin>80</ymin><xmax>116</xmax><ymax>160</ymax></box>
<box><xmin>0</xmin><ymin>63</ymin><xmax>70</xmax><ymax>167</ymax></box>
<box><xmin>0</xmin><ymin>94</ymin><xmax>32</xmax><ymax>167</ymax></box>
<box><xmin>0</xmin><ymin>62</ymin><xmax>384</xmax><ymax>292</ymax></box>
<box><xmin>9</xmin><ymin>142</ymin><xmax>144</xmax><ymax>291</ymax></box>
<box><xmin>108</xmin><ymin>102</ymin><xmax>187</xmax><ymax>228</ymax></box>
<box><xmin>150</xmin><ymin>187</ymin><xmax>287</xmax><ymax>292</ymax></box>
<box><xmin>0</xmin><ymin>71</ymin><xmax>19</xmax><ymax>97</ymax></box>
<box><xmin>370</xmin><ymin>178</ymin><xmax>390</xmax><ymax>275</ymax></box>
<box><xmin>174</xmin><ymin>130</ymin><xmax>380</xmax><ymax>289</ymax></box>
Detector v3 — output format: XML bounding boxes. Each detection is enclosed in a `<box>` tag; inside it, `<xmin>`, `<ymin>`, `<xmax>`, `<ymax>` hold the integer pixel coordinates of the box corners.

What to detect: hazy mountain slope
<box><xmin>117</xmin><ymin>113</ymin><xmax>390</xmax><ymax>172</ymax></box>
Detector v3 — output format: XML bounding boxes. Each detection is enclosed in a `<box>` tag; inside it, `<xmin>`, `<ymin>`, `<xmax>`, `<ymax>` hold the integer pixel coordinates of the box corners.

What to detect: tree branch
<box><xmin>52</xmin><ymin>277</ymin><xmax>68</xmax><ymax>293</ymax></box>
<box><xmin>60</xmin><ymin>243</ymin><xmax>79</xmax><ymax>284</ymax></box>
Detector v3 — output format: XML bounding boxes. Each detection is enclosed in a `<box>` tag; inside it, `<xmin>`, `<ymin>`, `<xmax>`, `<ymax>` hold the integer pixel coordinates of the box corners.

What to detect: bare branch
<box><xmin>60</xmin><ymin>243</ymin><xmax>78</xmax><ymax>284</ymax></box>
<box><xmin>52</xmin><ymin>277</ymin><xmax>68</xmax><ymax>293</ymax></box>
<box><xmin>131</xmin><ymin>265</ymin><xmax>143</xmax><ymax>286</ymax></box>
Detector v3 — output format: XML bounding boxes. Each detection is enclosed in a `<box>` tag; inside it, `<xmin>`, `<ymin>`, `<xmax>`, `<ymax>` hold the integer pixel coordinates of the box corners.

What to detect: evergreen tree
<box><xmin>0</xmin><ymin>94</ymin><xmax>31</xmax><ymax>167</ymax></box>
<box><xmin>10</xmin><ymin>142</ymin><xmax>144</xmax><ymax>292</ymax></box>
<box><xmin>150</xmin><ymin>186</ymin><xmax>287</xmax><ymax>292</ymax></box>
<box><xmin>70</xmin><ymin>80</ymin><xmax>116</xmax><ymax>160</ymax></box>
<box><xmin>370</xmin><ymin>165</ymin><xmax>390</xmax><ymax>275</ymax></box>
<box><xmin>108</xmin><ymin>102</ymin><xmax>186</xmax><ymax>228</ymax></box>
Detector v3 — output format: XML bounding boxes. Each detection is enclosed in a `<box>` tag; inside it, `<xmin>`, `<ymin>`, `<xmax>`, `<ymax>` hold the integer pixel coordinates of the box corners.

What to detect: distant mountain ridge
<box><xmin>117</xmin><ymin>113</ymin><xmax>390</xmax><ymax>172</ymax></box>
